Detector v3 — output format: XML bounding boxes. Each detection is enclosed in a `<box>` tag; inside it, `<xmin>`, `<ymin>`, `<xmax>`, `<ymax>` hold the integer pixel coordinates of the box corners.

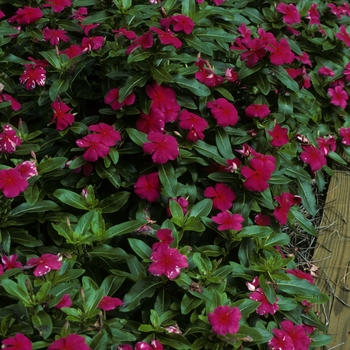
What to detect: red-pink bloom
<box><xmin>98</xmin><ymin>296</ymin><xmax>123</xmax><ymax>311</ymax></box>
<box><xmin>213</xmin><ymin>0</ymin><xmax>225</xmax><ymax>5</ymax></box>
<box><xmin>143</xmin><ymin>132</ymin><xmax>179</xmax><ymax>164</ymax></box>
<box><xmin>146</xmin><ymin>82</ymin><xmax>176</xmax><ymax>110</ymax></box>
<box><xmin>15</xmin><ymin>161</ymin><xmax>38</xmax><ymax>180</ymax></box>
<box><xmin>225</xmin><ymin>158</ymin><xmax>241</xmax><ymax>172</ymax></box>
<box><xmin>42</xmin><ymin>0</ymin><xmax>72</xmax><ymax>12</ymax></box>
<box><xmin>237</xmin><ymin>23</ymin><xmax>251</xmax><ymax>44</ymax></box>
<box><xmin>276</xmin><ymin>3</ymin><xmax>300</xmax><ymax>24</ymax></box>
<box><xmin>267</xmin><ymin>124</ymin><xmax>289</xmax><ymax>147</ymax></box>
<box><xmin>249</xmin><ymin>288</ymin><xmax>278</xmax><ymax>315</ymax></box>
<box><xmin>0</xmin><ymin>124</ymin><xmax>22</xmax><ymax>153</ymax></box>
<box><xmin>207</xmin><ymin>98</ymin><xmax>238</xmax><ymax>127</ymax></box>
<box><xmin>241</xmin><ymin>159</ymin><xmax>272</xmax><ymax>192</ymax></box>
<box><xmin>212</xmin><ymin>211</ymin><xmax>244</xmax><ymax>231</ymax></box>
<box><xmin>2</xmin><ymin>333</ymin><xmax>32</xmax><ymax>350</ymax></box>
<box><xmin>152</xmin><ymin>228</ymin><xmax>174</xmax><ymax>250</ymax></box>
<box><xmin>273</xmin><ymin>192</ymin><xmax>302</xmax><ymax>225</ymax></box>
<box><xmin>54</xmin><ymin>294</ymin><xmax>73</xmax><ymax>309</ymax></box>
<box><xmin>318</xmin><ymin>66</ymin><xmax>334</xmax><ymax>76</ymax></box>
<box><xmin>2</xmin><ymin>254</ymin><xmax>22</xmax><ymax>270</ymax></box>
<box><xmin>88</xmin><ymin>123</ymin><xmax>121</xmax><ymax>146</ymax></box>
<box><xmin>336</xmin><ymin>25</ymin><xmax>350</xmax><ymax>46</ymax></box>
<box><xmin>250</xmin><ymin>149</ymin><xmax>276</xmax><ymax>173</ymax></box>
<box><xmin>307</xmin><ymin>3</ymin><xmax>320</xmax><ymax>25</ymax></box>
<box><xmin>286</xmin><ymin>269</ymin><xmax>314</xmax><ymax>284</ymax></box>
<box><xmin>239</xmin><ymin>38</ymin><xmax>266</xmax><ymax>68</ymax></box>
<box><xmin>8</xmin><ymin>7</ymin><xmax>42</xmax><ymax>25</ymax></box>
<box><xmin>134</xmin><ymin>172</ymin><xmax>161</xmax><ymax>202</ymax></box>
<box><xmin>126</xmin><ymin>31</ymin><xmax>154</xmax><ymax>55</ymax></box>
<box><xmin>0</xmin><ymin>93</ymin><xmax>21</xmax><ymax>111</ymax></box>
<box><xmin>204</xmin><ymin>183</ymin><xmax>236</xmax><ymax>211</ymax></box>
<box><xmin>170</xmin><ymin>14</ymin><xmax>194</xmax><ymax>34</ymax></box>
<box><xmin>150</xmin><ymin>340</ymin><xmax>163</xmax><ymax>350</ymax></box>
<box><xmin>245</xmin><ymin>104</ymin><xmax>270</xmax><ymax>118</ymax></box>
<box><xmin>0</xmin><ymin>168</ymin><xmax>28</xmax><ymax>198</ymax></box>
<box><xmin>254</xmin><ymin>213</ymin><xmax>271</xmax><ymax>226</ymax></box>
<box><xmin>225</xmin><ymin>68</ymin><xmax>238</xmax><ymax>82</ymax></box>
<box><xmin>27</xmin><ymin>253</ymin><xmax>62</xmax><ymax>277</ymax></box>
<box><xmin>51</xmin><ymin>100</ymin><xmax>74</xmax><ymax>131</ymax></box>
<box><xmin>48</xmin><ymin>334</ymin><xmax>91</xmax><ymax>350</ymax></box>
<box><xmin>134</xmin><ymin>343</ymin><xmax>153</xmax><ymax>350</ymax></box>
<box><xmin>268</xmin><ymin>329</ymin><xmax>294</xmax><ymax>350</ymax></box>
<box><xmin>118</xmin><ymin>345</ymin><xmax>133</xmax><ymax>350</ymax></box>
<box><xmin>104</xmin><ymin>88</ymin><xmax>135</xmax><ymax>111</ymax></box>
<box><xmin>0</xmin><ymin>11</ymin><xmax>5</xmax><ymax>19</ymax></box>
<box><xmin>344</xmin><ymin>62</ymin><xmax>350</xmax><ymax>81</ymax></box>
<box><xmin>76</xmin><ymin>134</ymin><xmax>110</xmax><ymax>162</ymax></box>
<box><xmin>316</xmin><ymin>135</ymin><xmax>336</xmax><ymax>156</ymax></box>
<box><xmin>328</xmin><ymin>86</ymin><xmax>348</xmax><ymax>109</ymax></box>
<box><xmin>266</xmin><ymin>38</ymin><xmax>295</xmax><ymax>65</ymax></box>
<box><xmin>208</xmin><ymin>305</ymin><xmax>241</xmax><ymax>336</ymax></box>
<box><xmin>195</xmin><ymin>57</ymin><xmax>225</xmax><ymax>87</ymax></box>
<box><xmin>178</xmin><ymin>109</ymin><xmax>208</xmax><ymax>142</ymax></box>
<box><xmin>148</xmin><ymin>244</ymin><xmax>188</xmax><ymax>279</ymax></box>
<box><xmin>20</xmin><ymin>64</ymin><xmax>46</xmax><ymax>90</ymax></box>
<box><xmin>113</xmin><ymin>28</ymin><xmax>137</xmax><ymax>40</ymax></box>
<box><xmin>43</xmin><ymin>27</ymin><xmax>69</xmax><ymax>46</ymax></box>
<box><xmin>300</xmin><ymin>145</ymin><xmax>327</xmax><ymax>172</ymax></box>
<box><xmin>339</xmin><ymin>127</ymin><xmax>350</xmax><ymax>145</ymax></box>
<box><xmin>81</xmin><ymin>36</ymin><xmax>105</xmax><ymax>51</ymax></box>
<box><xmin>150</xmin><ymin>27</ymin><xmax>182</xmax><ymax>49</ymax></box>
<box><xmin>295</xmin><ymin>51</ymin><xmax>312</xmax><ymax>67</ymax></box>
<box><xmin>136</xmin><ymin>108</ymin><xmax>165</xmax><ymax>134</ymax></box>
<box><xmin>61</xmin><ymin>45</ymin><xmax>83</xmax><ymax>59</ymax></box>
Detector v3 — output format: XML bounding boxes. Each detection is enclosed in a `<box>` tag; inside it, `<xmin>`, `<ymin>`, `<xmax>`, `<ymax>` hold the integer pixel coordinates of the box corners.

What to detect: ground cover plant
<box><xmin>1</xmin><ymin>0</ymin><xmax>350</xmax><ymax>348</ymax></box>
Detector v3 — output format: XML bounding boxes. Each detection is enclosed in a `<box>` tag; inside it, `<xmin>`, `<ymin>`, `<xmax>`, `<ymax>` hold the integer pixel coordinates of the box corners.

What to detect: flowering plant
<box><xmin>0</xmin><ymin>0</ymin><xmax>348</xmax><ymax>349</ymax></box>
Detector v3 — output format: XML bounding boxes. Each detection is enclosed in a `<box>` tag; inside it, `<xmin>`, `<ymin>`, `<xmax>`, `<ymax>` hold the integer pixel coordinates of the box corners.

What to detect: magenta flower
<box><xmin>212</xmin><ymin>211</ymin><xmax>244</xmax><ymax>231</ymax></box>
<box><xmin>249</xmin><ymin>288</ymin><xmax>278</xmax><ymax>315</ymax></box>
<box><xmin>286</xmin><ymin>269</ymin><xmax>314</xmax><ymax>284</ymax></box>
<box><xmin>118</xmin><ymin>345</ymin><xmax>133</xmax><ymax>350</ymax></box>
<box><xmin>2</xmin><ymin>333</ymin><xmax>32</xmax><ymax>350</ymax></box>
<box><xmin>146</xmin><ymin>82</ymin><xmax>176</xmax><ymax>110</ymax></box>
<box><xmin>134</xmin><ymin>342</ymin><xmax>153</xmax><ymax>350</ymax></box>
<box><xmin>266</xmin><ymin>38</ymin><xmax>295</xmax><ymax>65</ymax></box>
<box><xmin>276</xmin><ymin>3</ymin><xmax>300</xmax><ymax>24</ymax></box>
<box><xmin>307</xmin><ymin>3</ymin><xmax>320</xmax><ymax>25</ymax></box>
<box><xmin>152</xmin><ymin>228</ymin><xmax>174</xmax><ymax>250</ymax></box>
<box><xmin>254</xmin><ymin>213</ymin><xmax>271</xmax><ymax>226</ymax></box>
<box><xmin>225</xmin><ymin>68</ymin><xmax>238</xmax><ymax>82</ymax></box>
<box><xmin>126</xmin><ymin>31</ymin><xmax>154</xmax><ymax>55</ymax></box>
<box><xmin>204</xmin><ymin>183</ymin><xmax>236</xmax><ymax>211</ymax></box>
<box><xmin>245</xmin><ymin>104</ymin><xmax>270</xmax><ymax>118</ymax></box>
<box><xmin>241</xmin><ymin>159</ymin><xmax>272</xmax><ymax>192</ymax></box>
<box><xmin>208</xmin><ymin>305</ymin><xmax>241</xmax><ymax>336</ymax></box>
<box><xmin>42</xmin><ymin>0</ymin><xmax>72</xmax><ymax>12</ymax></box>
<box><xmin>8</xmin><ymin>6</ymin><xmax>42</xmax><ymax>25</ymax></box>
<box><xmin>143</xmin><ymin>132</ymin><xmax>179</xmax><ymax>164</ymax></box>
<box><xmin>300</xmin><ymin>145</ymin><xmax>327</xmax><ymax>172</ymax></box>
<box><xmin>179</xmin><ymin>109</ymin><xmax>208</xmax><ymax>142</ymax></box>
<box><xmin>166</xmin><ymin>197</ymin><xmax>188</xmax><ymax>217</ymax></box>
<box><xmin>113</xmin><ymin>28</ymin><xmax>137</xmax><ymax>40</ymax></box>
<box><xmin>0</xmin><ymin>93</ymin><xmax>21</xmax><ymax>111</ymax></box>
<box><xmin>26</xmin><ymin>253</ymin><xmax>62</xmax><ymax>277</ymax></box>
<box><xmin>134</xmin><ymin>172</ymin><xmax>161</xmax><ymax>202</ymax></box>
<box><xmin>328</xmin><ymin>86</ymin><xmax>348</xmax><ymax>109</ymax></box>
<box><xmin>207</xmin><ymin>98</ymin><xmax>238</xmax><ymax>127</ymax></box>
<box><xmin>76</xmin><ymin>134</ymin><xmax>110</xmax><ymax>162</ymax></box>
<box><xmin>318</xmin><ymin>66</ymin><xmax>334</xmax><ymax>76</ymax></box>
<box><xmin>51</xmin><ymin>100</ymin><xmax>74</xmax><ymax>131</ymax></box>
<box><xmin>2</xmin><ymin>254</ymin><xmax>22</xmax><ymax>270</ymax></box>
<box><xmin>81</xmin><ymin>36</ymin><xmax>105</xmax><ymax>51</ymax></box>
<box><xmin>136</xmin><ymin>108</ymin><xmax>165</xmax><ymax>134</ymax></box>
<box><xmin>48</xmin><ymin>334</ymin><xmax>91</xmax><ymax>350</ymax></box>
<box><xmin>54</xmin><ymin>294</ymin><xmax>73</xmax><ymax>309</ymax></box>
<box><xmin>273</xmin><ymin>192</ymin><xmax>301</xmax><ymax>225</ymax></box>
<box><xmin>104</xmin><ymin>88</ymin><xmax>135</xmax><ymax>111</ymax></box>
<box><xmin>150</xmin><ymin>27</ymin><xmax>182</xmax><ymax>49</ymax></box>
<box><xmin>98</xmin><ymin>296</ymin><xmax>123</xmax><ymax>311</ymax></box>
<box><xmin>195</xmin><ymin>57</ymin><xmax>225</xmax><ymax>87</ymax></box>
<box><xmin>267</xmin><ymin>124</ymin><xmax>289</xmax><ymax>147</ymax></box>
<box><xmin>170</xmin><ymin>14</ymin><xmax>194</xmax><ymax>34</ymax></box>
<box><xmin>336</xmin><ymin>25</ymin><xmax>350</xmax><ymax>46</ymax></box>
<box><xmin>43</xmin><ymin>27</ymin><xmax>69</xmax><ymax>46</ymax></box>
<box><xmin>0</xmin><ymin>168</ymin><xmax>28</xmax><ymax>198</ymax></box>
<box><xmin>148</xmin><ymin>244</ymin><xmax>188</xmax><ymax>280</ymax></box>
<box><xmin>316</xmin><ymin>135</ymin><xmax>336</xmax><ymax>155</ymax></box>
<box><xmin>20</xmin><ymin>64</ymin><xmax>46</xmax><ymax>90</ymax></box>
<box><xmin>61</xmin><ymin>45</ymin><xmax>83</xmax><ymax>59</ymax></box>
<box><xmin>15</xmin><ymin>161</ymin><xmax>38</xmax><ymax>180</ymax></box>
<box><xmin>0</xmin><ymin>124</ymin><xmax>22</xmax><ymax>153</ymax></box>
<box><xmin>88</xmin><ymin>123</ymin><xmax>121</xmax><ymax>146</ymax></box>
<box><xmin>339</xmin><ymin>127</ymin><xmax>350</xmax><ymax>145</ymax></box>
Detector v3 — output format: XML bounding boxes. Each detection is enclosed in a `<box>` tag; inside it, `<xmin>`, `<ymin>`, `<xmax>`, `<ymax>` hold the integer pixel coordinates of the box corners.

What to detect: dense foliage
<box><xmin>2</xmin><ymin>0</ymin><xmax>350</xmax><ymax>348</ymax></box>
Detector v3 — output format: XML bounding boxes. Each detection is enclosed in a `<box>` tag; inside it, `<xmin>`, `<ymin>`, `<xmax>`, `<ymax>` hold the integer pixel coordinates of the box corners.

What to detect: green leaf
<box><xmin>185</xmin><ymin>36</ymin><xmax>213</xmax><ymax>56</ymax></box>
<box><xmin>215</xmin><ymin>127</ymin><xmax>234</xmax><ymax>159</ymax></box>
<box><xmin>95</xmin><ymin>163</ymin><xmax>121</xmax><ymax>188</ymax></box>
<box><xmin>49</xmin><ymin>79</ymin><xmax>69</xmax><ymax>102</ymax></box>
<box><xmin>128</xmin><ymin>238</ymin><xmax>152</xmax><ymax>260</ymax></box>
<box><xmin>214</xmin><ymin>87</ymin><xmax>234</xmax><ymax>101</ymax></box>
<box><xmin>53</xmin><ymin>189</ymin><xmax>88</xmax><ymax>210</ymax></box>
<box><xmin>2</xmin><ymin>279</ymin><xmax>32</xmax><ymax>307</ymax></box>
<box><xmin>37</xmin><ymin>157</ymin><xmax>68</xmax><ymax>175</ymax></box>
<box><xmin>105</xmin><ymin>220</ymin><xmax>146</xmax><ymax>239</ymax></box>
<box><xmin>170</xmin><ymin>199</ymin><xmax>185</xmax><ymax>227</ymax></box>
<box><xmin>126</xmin><ymin>128</ymin><xmax>147</xmax><ymax>147</ymax></box>
<box><xmin>194</xmin><ymin>140</ymin><xmax>224</xmax><ymax>161</ymax></box>
<box><xmin>119</xmin><ymin>74</ymin><xmax>149</xmax><ymax>103</ymax></box>
<box><xmin>238</xmin><ymin>62</ymin><xmax>264</xmax><ymax>80</ymax></box>
<box><xmin>98</xmin><ymin>192</ymin><xmax>130</xmax><ymax>213</ymax></box>
<box><xmin>32</xmin><ymin>310</ymin><xmax>52</xmax><ymax>339</ymax></box>
<box><xmin>290</xmin><ymin>207</ymin><xmax>317</xmax><ymax>236</ymax></box>
<box><xmin>242</xmin><ymin>7</ymin><xmax>264</xmax><ymax>24</ymax></box>
<box><xmin>237</xmin><ymin>225</ymin><xmax>273</xmax><ymax>238</ymax></box>
<box><xmin>9</xmin><ymin>200</ymin><xmax>60</xmax><ymax>217</ymax></box>
<box><xmin>82</xmin><ymin>10</ymin><xmax>110</xmax><ymax>25</ymax></box>
<box><xmin>328</xmin><ymin>151</ymin><xmax>347</xmax><ymax>165</ymax></box>
<box><xmin>24</xmin><ymin>184</ymin><xmax>40</xmax><ymax>206</ymax></box>
<box><xmin>89</xmin><ymin>245</ymin><xmax>129</xmax><ymax>261</ymax></box>
<box><xmin>189</xmin><ymin>198</ymin><xmax>212</xmax><ymax>218</ymax></box>
<box><xmin>174</xmin><ymin>75</ymin><xmax>211</xmax><ymax>97</ymax></box>
<box><xmin>296</xmin><ymin>178</ymin><xmax>316</xmax><ymax>216</ymax></box>
<box><xmin>39</xmin><ymin>50</ymin><xmax>61</xmax><ymax>70</ymax></box>
<box><xmin>121</xmin><ymin>276</ymin><xmax>163</xmax><ymax>312</ymax></box>
<box><xmin>181</xmin><ymin>294</ymin><xmax>203</xmax><ymax>315</ymax></box>
<box><xmin>151</xmin><ymin>67</ymin><xmax>173</xmax><ymax>84</ymax></box>
<box><xmin>159</xmin><ymin>163</ymin><xmax>177</xmax><ymax>198</ymax></box>
<box><xmin>127</xmin><ymin>51</ymin><xmax>153</xmax><ymax>63</ymax></box>
<box><xmin>272</xmin><ymin>66</ymin><xmax>299</xmax><ymax>93</ymax></box>
<box><xmin>278</xmin><ymin>94</ymin><xmax>293</xmax><ymax>117</ymax></box>
<box><xmin>156</xmin><ymin>334</ymin><xmax>191</xmax><ymax>349</ymax></box>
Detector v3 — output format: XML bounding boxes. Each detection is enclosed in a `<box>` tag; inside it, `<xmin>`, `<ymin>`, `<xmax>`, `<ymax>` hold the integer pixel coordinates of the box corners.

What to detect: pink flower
<box><xmin>8</xmin><ymin>7</ymin><xmax>42</xmax><ymax>25</ymax></box>
<box><xmin>267</xmin><ymin>124</ymin><xmax>289</xmax><ymax>147</ymax></box>
<box><xmin>134</xmin><ymin>343</ymin><xmax>153</xmax><ymax>350</ymax></box>
<box><xmin>212</xmin><ymin>211</ymin><xmax>244</xmax><ymax>231</ymax></box>
<box><xmin>126</xmin><ymin>31</ymin><xmax>154</xmax><ymax>55</ymax></box>
<box><xmin>61</xmin><ymin>45</ymin><xmax>83</xmax><ymax>59</ymax></box>
<box><xmin>344</xmin><ymin>62</ymin><xmax>350</xmax><ymax>81</ymax></box>
<box><xmin>340</xmin><ymin>127</ymin><xmax>350</xmax><ymax>145</ymax></box>
<box><xmin>170</xmin><ymin>14</ymin><xmax>194</xmax><ymax>34</ymax></box>
<box><xmin>225</xmin><ymin>68</ymin><xmax>238</xmax><ymax>82</ymax></box>
<box><xmin>51</xmin><ymin>100</ymin><xmax>74</xmax><ymax>131</ymax></box>
<box><xmin>54</xmin><ymin>294</ymin><xmax>73</xmax><ymax>309</ymax></box>
<box><xmin>204</xmin><ymin>183</ymin><xmax>236</xmax><ymax>211</ymax></box>
<box><xmin>118</xmin><ymin>345</ymin><xmax>133</xmax><ymax>350</ymax></box>
<box><xmin>146</xmin><ymin>82</ymin><xmax>176</xmax><ymax>110</ymax></box>
<box><xmin>136</xmin><ymin>108</ymin><xmax>165</xmax><ymax>134</ymax></box>
<box><xmin>207</xmin><ymin>98</ymin><xmax>238</xmax><ymax>127</ymax></box>
<box><xmin>26</xmin><ymin>253</ymin><xmax>62</xmax><ymax>277</ymax></box>
<box><xmin>15</xmin><ymin>161</ymin><xmax>38</xmax><ymax>180</ymax></box>
<box><xmin>148</xmin><ymin>244</ymin><xmax>188</xmax><ymax>280</ymax></box>
<box><xmin>268</xmin><ymin>329</ymin><xmax>294</xmax><ymax>350</ymax></box>
<box><xmin>249</xmin><ymin>288</ymin><xmax>278</xmax><ymax>315</ymax></box>
<box><xmin>239</xmin><ymin>38</ymin><xmax>266</xmax><ymax>68</ymax></box>
<box><xmin>113</xmin><ymin>28</ymin><xmax>137</xmax><ymax>40</ymax></box>
<box><xmin>245</xmin><ymin>104</ymin><xmax>270</xmax><ymax>118</ymax></box>
<box><xmin>88</xmin><ymin>123</ymin><xmax>121</xmax><ymax>146</ymax></box>
<box><xmin>43</xmin><ymin>27</ymin><xmax>69</xmax><ymax>46</ymax></box>
<box><xmin>0</xmin><ymin>124</ymin><xmax>22</xmax><ymax>153</ymax></box>
<box><xmin>0</xmin><ymin>168</ymin><xmax>28</xmax><ymax>198</ymax></box>
<box><xmin>276</xmin><ymin>3</ymin><xmax>300</xmax><ymax>24</ymax></box>
<box><xmin>307</xmin><ymin>3</ymin><xmax>320</xmax><ymax>25</ymax></box>
<box><xmin>254</xmin><ymin>213</ymin><xmax>271</xmax><ymax>226</ymax></box>
<box><xmin>195</xmin><ymin>57</ymin><xmax>225</xmax><ymax>87</ymax></box>
<box><xmin>152</xmin><ymin>228</ymin><xmax>174</xmax><ymax>250</ymax></box>
<box><xmin>336</xmin><ymin>25</ymin><xmax>350</xmax><ymax>46</ymax></box>
<box><xmin>328</xmin><ymin>86</ymin><xmax>348</xmax><ymax>109</ymax></box>
<box><xmin>76</xmin><ymin>134</ymin><xmax>110</xmax><ymax>162</ymax></box>
<box><xmin>98</xmin><ymin>296</ymin><xmax>123</xmax><ymax>311</ymax></box>
<box><xmin>300</xmin><ymin>145</ymin><xmax>327</xmax><ymax>172</ymax></box>
<box><xmin>2</xmin><ymin>254</ymin><xmax>22</xmax><ymax>270</ymax></box>
<box><xmin>104</xmin><ymin>88</ymin><xmax>135</xmax><ymax>111</ymax></box>
<box><xmin>48</xmin><ymin>334</ymin><xmax>91</xmax><ymax>350</ymax></box>
<box><xmin>318</xmin><ymin>66</ymin><xmax>334</xmax><ymax>76</ymax></box>
<box><xmin>208</xmin><ymin>305</ymin><xmax>241</xmax><ymax>336</ymax></box>
<box><xmin>178</xmin><ymin>109</ymin><xmax>208</xmax><ymax>142</ymax></box>
<box><xmin>295</xmin><ymin>52</ymin><xmax>312</xmax><ymax>67</ymax></box>
<box><xmin>143</xmin><ymin>132</ymin><xmax>179</xmax><ymax>164</ymax></box>
<box><xmin>266</xmin><ymin>38</ymin><xmax>295</xmax><ymax>65</ymax></box>
<box><xmin>241</xmin><ymin>159</ymin><xmax>272</xmax><ymax>192</ymax></box>
<box><xmin>0</xmin><ymin>93</ymin><xmax>21</xmax><ymax>111</ymax></box>
<box><xmin>20</xmin><ymin>64</ymin><xmax>46</xmax><ymax>90</ymax></box>
<box><xmin>273</xmin><ymin>192</ymin><xmax>302</xmax><ymax>225</ymax></box>
<box><xmin>134</xmin><ymin>172</ymin><xmax>161</xmax><ymax>202</ymax></box>
<box><xmin>2</xmin><ymin>333</ymin><xmax>32</xmax><ymax>350</ymax></box>
<box><xmin>81</xmin><ymin>36</ymin><xmax>105</xmax><ymax>51</ymax></box>
<box><xmin>42</xmin><ymin>0</ymin><xmax>72</xmax><ymax>12</ymax></box>
<box><xmin>150</xmin><ymin>27</ymin><xmax>182</xmax><ymax>49</ymax></box>
<box><xmin>286</xmin><ymin>269</ymin><xmax>314</xmax><ymax>284</ymax></box>
<box><xmin>316</xmin><ymin>135</ymin><xmax>336</xmax><ymax>156</ymax></box>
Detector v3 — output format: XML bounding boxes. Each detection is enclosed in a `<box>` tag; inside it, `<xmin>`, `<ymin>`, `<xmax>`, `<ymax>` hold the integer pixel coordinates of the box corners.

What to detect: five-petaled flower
<box><xmin>340</xmin><ymin>127</ymin><xmax>350</xmax><ymax>145</ymax></box>
<box><xmin>134</xmin><ymin>172</ymin><xmax>161</xmax><ymax>202</ymax></box>
<box><xmin>300</xmin><ymin>145</ymin><xmax>327</xmax><ymax>172</ymax></box>
<box><xmin>98</xmin><ymin>296</ymin><xmax>123</xmax><ymax>311</ymax></box>
<box><xmin>267</xmin><ymin>124</ymin><xmax>289</xmax><ymax>147</ymax></box>
<box><xmin>48</xmin><ymin>334</ymin><xmax>91</xmax><ymax>350</ymax></box>
<box><xmin>328</xmin><ymin>86</ymin><xmax>349</xmax><ymax>109</ymax></box>
<box><xmin>20</xmin><ymin>64</ymin><xmax>46</xmax><ymax>90</ymax></box>
<box><xmin>104</xmin><ymin>88</ymin><xmax>136</xmax><ymax>111</ymax></box>
<box><xmin>51</xmin><ymin>100</ymin><xmax>75</xmax><ymax>130</ymax></box>
<box><xmin>42</xmin><ymin>0</ymin><xmax>72</xmax><ymax>12</ymax></box>
<box><xmin>207</xmin><ymin>98</ymin><xmax>239</xmax><ymax>127</ymax></box>
<box><xmin>204</xmin><ymin>183</ymin><xmax>236</xmax><ymax>211</ymax></box>
<box><xmin>26</xmin><ymin>253</ymin><xmax>62</xmax><ymax>277</ymax></box>
<box><xmin>2</xmin><ymin>254</ymin><xmax>22</xmax><ymax>270</ymax></box>
<box><xmin>0</xmin><ymin>168</ymin><xmax>28</xmax><ymax>198</ymax></box>
<box><xmin>245</xmin><ymin>104</ymin><xmax>270</xmax><ymax>118</ymax></box>
<box><xmin>241</xmin><ymin>158</ymin><xmax>273</xmax><ymax>192</ymax></box>
<box><xmin>273</xmin><ymin>192</ymin><xmax>302</xmax><ymax>225</ymax></box>
<box><xmin>212</xmin><ymin>211</ymin><xmax>244</xmax><ymax>231</ymax></box>
<box><xmin>208</xmin><ymin>305</ymin><xmax>242</xmax><ymax>336</ymax></box>
<box><xmin>43</xmin><ymin>27</ymin><xmax>70</xmax><ymax>46</ymax></box>
<box><xmin>249</xmin><ymin>287</ymin><xmax>279</xmax><ymax>315</ymax></box>
<box><xmin>2</xmin><ymin>333</ymin><xmax>32</xmax><ymax>350</ymax></box>
<box><xmin>276</xmin><ymin>3</ymin><xmax>300</xmax><ymax>24</ymax></box>
<box><xmin>8</xmin><ymin>6</ymin><xmax>42</xmax><ymax>25</ymax></box>
<box><xmin>0</xmin><ymin>124</ymin><xmax>22</xmax><ymax>153</ymax></box>
<box><xmin>54</xmin><ymin>294</ymin><xmax>73</xmax><ymax>309</ymax></box>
